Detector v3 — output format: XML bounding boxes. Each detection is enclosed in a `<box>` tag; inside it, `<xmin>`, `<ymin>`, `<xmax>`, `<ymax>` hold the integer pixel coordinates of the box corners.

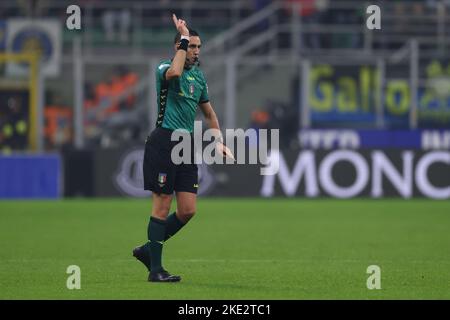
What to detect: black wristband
<box><xmin>178</xmin><ymin>38</ymin><xmax>189</xmax><ymax>51</ymax></box>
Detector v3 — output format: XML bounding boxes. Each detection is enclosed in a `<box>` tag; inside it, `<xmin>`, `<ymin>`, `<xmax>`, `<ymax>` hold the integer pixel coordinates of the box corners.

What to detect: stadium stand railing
<box><xmin>0</xmin><ymin>0</ymin><xmax>254</xmax><ymax>54</ymax></box>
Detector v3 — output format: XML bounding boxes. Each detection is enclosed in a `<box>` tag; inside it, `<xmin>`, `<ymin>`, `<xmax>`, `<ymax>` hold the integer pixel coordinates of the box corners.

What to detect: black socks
<box><xmin>165</xmin><ymin>212</ymin><xmax>186</xmax><ymax>241</ymax></box>
<box><xmin>148</xmin><ymin>217</ymin><xmax>166</xmax><ymax>273</ymax></box>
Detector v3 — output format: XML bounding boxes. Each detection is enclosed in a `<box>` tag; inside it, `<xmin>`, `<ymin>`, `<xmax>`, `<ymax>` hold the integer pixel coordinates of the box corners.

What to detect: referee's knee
<box><xmin>177</xmin><ymin>210</ymin><xmax>196</xmax><ymax>223</ymax></box>
<box><xmin>152</xmin><ymin>209</ymin><xmax>170</xmax><ymax>220</ymax></box>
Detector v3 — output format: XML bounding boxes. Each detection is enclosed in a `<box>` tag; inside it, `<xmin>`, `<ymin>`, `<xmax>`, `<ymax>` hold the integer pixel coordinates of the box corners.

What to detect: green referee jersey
<box><xmin>155</xmin><ymin>59</ymin><xmax>209</xmax><ymax>133</ymax></box>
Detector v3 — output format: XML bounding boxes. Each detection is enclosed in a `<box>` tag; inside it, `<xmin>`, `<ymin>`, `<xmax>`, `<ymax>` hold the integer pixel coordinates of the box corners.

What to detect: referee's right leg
<box><xmin>132</xmin><ymin>128</ymin><xmax>181</xmax><ymax>282</ymax></box>
<box><xmin>147</xmin><ymin>193</ymin><xmax>173</xmax><ymax>277</ymax></box>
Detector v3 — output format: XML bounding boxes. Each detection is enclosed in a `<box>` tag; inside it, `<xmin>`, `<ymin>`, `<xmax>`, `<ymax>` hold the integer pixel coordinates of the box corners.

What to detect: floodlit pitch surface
<box><xmin>0</xmin><ymin>199</ymin><xmax>449</xmax><ymax>299</ymax></box>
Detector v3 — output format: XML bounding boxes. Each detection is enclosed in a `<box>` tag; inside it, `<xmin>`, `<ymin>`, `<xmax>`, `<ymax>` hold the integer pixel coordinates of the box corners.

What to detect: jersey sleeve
<box><xmin>199</xmin><ymin>79</ymin><xmax>210</xmax><ymax>104</ymax></box>
<box><xmin>156</xmin><ymin>61</ymin><xmax>171</xmax><ymax>81</ymax></box>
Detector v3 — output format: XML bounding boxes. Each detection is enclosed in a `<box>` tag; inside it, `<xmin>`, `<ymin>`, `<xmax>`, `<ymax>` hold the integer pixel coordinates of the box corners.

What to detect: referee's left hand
<box><xmin>216</xmin><ymin>142</ymin><xmax>235</xmax><ymax>162</ymax></box>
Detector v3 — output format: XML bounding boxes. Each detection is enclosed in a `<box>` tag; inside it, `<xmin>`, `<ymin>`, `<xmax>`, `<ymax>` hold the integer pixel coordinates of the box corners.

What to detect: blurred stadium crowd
<box><xmin>0</xmin><ymin>0</ymin><xmax>449</xmax><ymax>153</ymax></box>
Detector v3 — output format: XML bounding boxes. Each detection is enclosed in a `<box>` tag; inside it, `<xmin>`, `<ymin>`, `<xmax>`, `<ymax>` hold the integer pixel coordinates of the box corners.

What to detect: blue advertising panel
<box><xmin>0</xmin><ymin>154</ymin><xmax>61</xmax><ymax>199</ymax></box>
<box><xmin>298</xmin><ymin>129</ymin><xmax>450</xmax><ymax>150</ymax></box>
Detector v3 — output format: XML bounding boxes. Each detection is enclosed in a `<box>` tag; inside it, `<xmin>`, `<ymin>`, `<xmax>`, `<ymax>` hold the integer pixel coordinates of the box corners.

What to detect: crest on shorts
<box><xmin>158</xmin><ymin>173</ymin><xmax>167</xmax><ymax>186</ymax></box>
<box><xmin>189</xmin><ymin>84</ymin><xmax>195</xmax><ymax>95</ymax></box>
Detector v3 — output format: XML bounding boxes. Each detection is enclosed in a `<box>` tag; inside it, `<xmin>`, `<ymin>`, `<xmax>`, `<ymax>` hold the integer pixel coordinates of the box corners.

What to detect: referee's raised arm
<box><xmin>166</xmin><ymin>14</ymin><xmax>189</xmax><ymax>80</ymax></box>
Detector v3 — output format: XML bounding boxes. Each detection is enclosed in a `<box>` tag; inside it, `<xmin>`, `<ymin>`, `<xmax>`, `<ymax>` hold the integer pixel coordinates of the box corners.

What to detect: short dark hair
<box><xmin>174</xmin><ymin>29</ymin><xmax>200</xmax><ymax>44</ymax></box>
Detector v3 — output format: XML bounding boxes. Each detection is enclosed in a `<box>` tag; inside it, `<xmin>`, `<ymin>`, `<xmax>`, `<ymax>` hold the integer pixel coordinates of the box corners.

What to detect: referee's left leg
<box><xmin>174</xmin><ymin>191</ymin><xmax>196</xmax><ymax>224</ymax></box>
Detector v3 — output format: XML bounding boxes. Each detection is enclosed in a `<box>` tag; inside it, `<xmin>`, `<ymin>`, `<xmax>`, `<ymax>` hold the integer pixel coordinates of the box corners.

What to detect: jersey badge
<box><xmin>158</xmin><ymin>173</ymin><xmax>167</xmax><ymax>187</ymax></box>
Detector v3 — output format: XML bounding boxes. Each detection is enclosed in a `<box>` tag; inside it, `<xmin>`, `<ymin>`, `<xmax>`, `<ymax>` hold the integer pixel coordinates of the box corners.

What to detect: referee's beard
<box><xmin>185</xmin><ymin>56</ymin><xmax>199</xmax><ymax>69</ymax></box>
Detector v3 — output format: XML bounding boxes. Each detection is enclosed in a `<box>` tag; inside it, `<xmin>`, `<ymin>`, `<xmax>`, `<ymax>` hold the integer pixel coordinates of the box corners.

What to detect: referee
<box><xmin>133</xmin><ymin>14</ymin><xmax>234</xmax><ymax>282</ymax></box>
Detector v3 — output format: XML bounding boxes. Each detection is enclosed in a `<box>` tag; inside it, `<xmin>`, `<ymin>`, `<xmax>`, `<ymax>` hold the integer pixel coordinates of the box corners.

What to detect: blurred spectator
<box><xmin>17</xmin><ymin>0</ymin><xmax>52</xmax><ymax>17</ymax></box>
<box><xmin>283</xmin><ymin>0</ymin><xmax>329</xmax><ymax>49</ymax></box>
<box><xmin>83</xmin><ymin>66</ymin><xmax>139</xmax><ymax>143</ymax></box>
<box><xmin>249</xmin><ymin>100</ymin><xmax>298</xmax><ymax>149</ymax></box>
<box><xmin>83</xmin><ymin>82</ymin><xmax>102</xmax><ymax>141</ymax></box>
<box><xmin>254</xmin><ymin>0</ymin><xmax>273</xmax><ymax>10</ymax></box>
<box><xmin>393</xmin><ymin>1</ymin><xmax>407</xmax><ymax>34</ymax></box>
<box><xmin>247</xmin><ymin>108</ymin><xmax>270</xmax><ymax>148</ymax></box>
<box><xmin>249</xmin><ymin>109</ymin><xmax>270</xmax><ymax>130</ymax></box>
<box><xmin>383</xmin><ymin>0</ymin><xmax>426</xmax><ymax>50</ymax></box>
<box><xmin>328</xmin><ymin>3</ymin><xmax>363</xmax><ymax>49</ymax></box>
<box><xmin>116</xmin><ymin>65</ymin><xmax>138</xmax><ymax>108</ymax></box>
<box><xmin>426</xmin><ymin>0</ymin><xmax>450</xmax><ymax>8</ymax></box>
<box><xmin>284</xmin><ymin>0</ymin><xmax>316</xmax><ymax>17</ymax></box>
<box><xmin>252</xmin><ymin>0</ymin><xmax>273</xmax><ymax>31</ymax></box>
<box><xmin>1</xmin><ymin>95</ymin><xmax>28</xmax><ymax>152</ymax></box>
<box><xmin>102</xmin><ymin>1</ymin><xmax>131</xmax><ymax>43</ymax></box>
<box><xmin>412</xmin><ymin>0</ymin><xmax>425</xmax><ymax>15</ymax></box>
<box><xmin>373</xmin><ymin>0</ymin><xmax>407</xmax><ymax>50</ymax></box>
<box><xmin>44</xmin><ymin>93</ymin><xmax>73</xmax><ymax>150</ymax></box>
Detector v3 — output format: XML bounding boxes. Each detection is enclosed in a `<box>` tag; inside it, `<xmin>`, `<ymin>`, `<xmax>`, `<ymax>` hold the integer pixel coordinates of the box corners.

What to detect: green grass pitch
<box><xmin>0</xmin><ymin>198</ymin><xmax>449</xmax><ymax>299</ymax></box>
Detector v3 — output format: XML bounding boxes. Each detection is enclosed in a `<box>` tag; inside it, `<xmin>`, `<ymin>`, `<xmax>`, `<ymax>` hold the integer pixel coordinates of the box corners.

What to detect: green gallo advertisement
<box><xmin>309</xmin><ymin>59</ymin><xmax>450</xmax><ymax>128</ymax></box>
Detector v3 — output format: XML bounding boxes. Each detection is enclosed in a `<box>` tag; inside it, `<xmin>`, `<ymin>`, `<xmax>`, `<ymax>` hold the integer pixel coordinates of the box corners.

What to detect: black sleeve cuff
<box><xmin>178</xmin><ymin>38</ymin><xmax>189</xmax><ymax>51</ymax></box>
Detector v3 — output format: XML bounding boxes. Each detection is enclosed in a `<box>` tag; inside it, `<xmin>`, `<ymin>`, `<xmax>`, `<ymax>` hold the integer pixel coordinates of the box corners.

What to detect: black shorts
<box><xmin>143</xmin><ymin>127</ymin><xmax>198</xmax><ymax>195</ymax></box>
